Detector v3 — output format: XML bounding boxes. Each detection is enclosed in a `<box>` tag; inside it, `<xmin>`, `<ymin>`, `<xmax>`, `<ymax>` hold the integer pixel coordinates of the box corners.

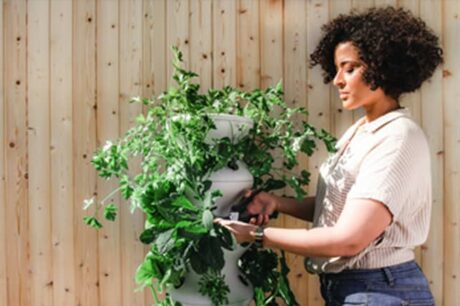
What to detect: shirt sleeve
<box><xmin>347</xmin><ymin>135</ymin><xmax>415</xmax><ymax>220</ymax></box>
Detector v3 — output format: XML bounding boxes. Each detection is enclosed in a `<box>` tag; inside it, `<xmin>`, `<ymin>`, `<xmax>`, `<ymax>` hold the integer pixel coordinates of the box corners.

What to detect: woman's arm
<box><xmin>276</xmin><ymin>195</ymin><xmax>316</xmax><ymax>222</ymax></box>
<box><xmin>246</xmin><ymin>192</ymin><xmax>316</xmax><ymax>223</ymax></box>
<box><xmin>218</xmin><ymin>197</ymin><xmax>392</xmax><ymax>258</ymax></box>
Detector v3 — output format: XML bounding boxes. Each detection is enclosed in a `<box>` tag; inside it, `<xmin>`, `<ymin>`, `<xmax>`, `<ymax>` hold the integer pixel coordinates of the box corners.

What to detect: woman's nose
<box><xmin>333</xmin><ymin>70</ymin><xmax>345</xmax><ymax>88</ymax></box>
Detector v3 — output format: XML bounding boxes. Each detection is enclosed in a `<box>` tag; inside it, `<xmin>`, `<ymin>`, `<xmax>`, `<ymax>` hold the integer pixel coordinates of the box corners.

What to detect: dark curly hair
<box><xmin>310</xmin><ymin>6</ymin><xmax>443</xmax><ymax>100</ymax></box>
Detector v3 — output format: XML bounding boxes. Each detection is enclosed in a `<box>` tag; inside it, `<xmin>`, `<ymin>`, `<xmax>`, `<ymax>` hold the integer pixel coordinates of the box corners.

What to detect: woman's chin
<box><xmin>341</xmin><ymin>100</ymin><xmax>358</xmax><ymax>111</ymax></box>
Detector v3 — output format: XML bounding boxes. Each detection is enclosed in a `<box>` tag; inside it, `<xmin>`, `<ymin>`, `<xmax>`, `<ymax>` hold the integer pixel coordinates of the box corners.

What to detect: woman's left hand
<box><xmin>214</xmin><ymin>218</ymin><xmax>257</xmax><ymax>244</ymax></box>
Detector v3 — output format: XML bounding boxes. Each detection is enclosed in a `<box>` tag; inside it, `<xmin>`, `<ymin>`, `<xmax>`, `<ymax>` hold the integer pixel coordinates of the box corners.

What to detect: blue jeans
<box><xmin>319</xmin><ymin>260</ymin><xmax>434</xmax><ymax>306</ymax></box>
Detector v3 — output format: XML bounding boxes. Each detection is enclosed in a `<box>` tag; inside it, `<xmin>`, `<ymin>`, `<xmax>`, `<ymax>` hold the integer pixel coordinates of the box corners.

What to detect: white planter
<box><xmin>170</xmin><ymin>114</ymin><xmax>254</xmax><ymax>306</ymax></box>
<box><xmin>206</xmin><ymin>114</ymin><xmax>254</xmax><ymax>218</ymax></box>
<box><xmin>206</xmin><ymin>114</ymin><xmax>253</xmax><ymax>144</ymax></box>
<box><xmin>208</xmin><ymin>161</ymin><xmax>253</xmax><ymax>218</ymax></box>
<box><xmin>169</xmin><ymin>246</ymin><xmax>253</xmax><ymax>306</ymax></box>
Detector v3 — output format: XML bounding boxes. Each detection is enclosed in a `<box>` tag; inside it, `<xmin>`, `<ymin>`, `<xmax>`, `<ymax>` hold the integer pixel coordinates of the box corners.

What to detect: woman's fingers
<box><xmin>263</xmin><ymin>214</ymin><xmax>269</xmax><ymax>225</ymax></box>
<box><xmin>249</xmin><ymin>214</ymin><xmax>270</xmax><ymax>226</ymax></box>
<box><xmin>257</xmin><ymin>214</ymin><xmax>264</xmax><ymax>225</ymax></box>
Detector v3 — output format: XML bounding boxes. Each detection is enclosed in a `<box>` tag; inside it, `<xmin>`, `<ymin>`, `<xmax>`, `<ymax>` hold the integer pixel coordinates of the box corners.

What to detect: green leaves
<box><xmin>317</xmin><ymin>128</ymin><xmax>338</xmax><ymax>153</ymax></box>
<box><xmin>104</xmin><ymin>204</ymin><xmax>118</xmax><ymax>221</ymax></box>
<box><xmin>155</xmin><ymin>229</ymin><xmax>175</xmax><ymax>254</ymax></box>
<box><xmin>91</xmin><ymin>141</ymin><xmax>128</xmax><ymax>179</ymax></box>
<box><xmin>140</xmin><ymin>228</ymin><xmax>156</xmax><ymax>244</ymax></box>
<box><xmin>277</xmin><ymin>251</ymin><xmax>299</xmax><ymax>306</ymax></box>
<box><xmin>214</xmin><ymin>224</ymin><xmax>236</xmax><ymax>251</ymax></box>
<box><xmin>263</xmin><ymin>179</ymin><xmax>286</xmax><ymax>192</ymax></box>
<box><xmin>86</xmin><ymin>46</ymin><xmax>337</xmax><ymax>305</ymax></box>
<box><xmin>198</xmin><ymin>272</ymin><xmax>230</xmax><ymax>306</ymax></box>
<box><xmin>171</xmin><ymin>195</ymin><xmax>198</xmax><ymax>212</ymax></box>
<box><xmin>202</xmin><ymin>210</ymin><xmax>214</xmax><ymax>230</ymax></box>
<box><xmin>120</xmin><ymin>175</ymin><xmax>134</xmax><ymax>200</ymax></box>
<box><xmin>83</xmin><ymin>216</ymin><xmax>102</xmax><ymax>229</ymax></box>
<box><xmin>135</xmin><ymin>254</ymin><xmax>156</xmax><ymax>286</ymax></box>
<box><xmin>191</xmin><ymin>235</ymin><xmax>225</xmax><ymax>273</ymax></box>
<box><xmin>240</xmin><ymin>247</ymin><xmax>300</xmax><ymax>305</ymax></box>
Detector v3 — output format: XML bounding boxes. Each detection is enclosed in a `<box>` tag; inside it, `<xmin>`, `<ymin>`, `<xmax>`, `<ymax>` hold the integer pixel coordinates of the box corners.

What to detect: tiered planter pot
<box><xmin>170</xmin><ymin>114</ymin><xmax>254</xmax><ymax>306</ymax></box>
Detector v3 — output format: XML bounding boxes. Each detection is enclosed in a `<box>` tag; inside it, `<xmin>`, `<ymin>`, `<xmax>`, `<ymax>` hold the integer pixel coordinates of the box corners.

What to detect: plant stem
<box><xmin>150</xmin><ymin>284</ymin><xmax>160</xmax><ymax>304</ymax></box>
<box><xmin>100</xmin><ymin>186</ymin><xmax>122</xmax><ymax>205</ymax></box>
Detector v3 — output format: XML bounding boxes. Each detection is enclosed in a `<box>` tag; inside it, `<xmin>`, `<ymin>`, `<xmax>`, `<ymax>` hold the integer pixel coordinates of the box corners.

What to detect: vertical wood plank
<box><xmin>350</xmin><ymin>0</ymin><xmax>374</xmax><ymax>121</ymax></box>
<box><xmin>419</xmin><ymin>1</ymin><xmax>444</xmax><ymax>304</ymax></box>
<box><xmin>143</xmin><ymin>1</ymin><xmax>168</xmax><ymax>302</ymax></box>
<box><xmin>329</xmin><ymin>0</ymin><xmax>354</xmax><ymax>136</ymax></box>
<box><xmin>259</xmin><ymin>0</ymin><xmax>284</xmax><ymax>215</ymax></box>
<box><xmin>443</xmin><ymin>1</ymin><xmax>460</xmax><ymax>305</ymax></box>
<box><xmin>27</xmin><ymin>1</ymin><xmax>53</xmax><ymax>306</ymax></box>
<box><xmin>260</xmin><ymin>0</ymin><xmax>283</xmax><ymax>89</ymax></box>
<box><xmin>397</xmin><ymin>0</ymin><xmax>422</xmax><ymax>126</ymax></box>
<box><xmin>0</xmin><ymin>1</ymin><xmax>7</xmax><ymax>305</ymax></box>
<box><xmin>97</xmin><ymin>1</ymin><xmax>122</xmax><ymax>306</ymax></box>
<box><xmin>119</xmin><ymin>0</ymin><xmax>145</xmax><ymax>305</ymax></box>
<box><xmin>283</xmin><ymin>1</ymin><xmax>309</xmax><ymax>304</ymax></box>
<box><xmin>73</xmin><ymin>0</ymin><xmax>99</xmax><ymax>305</ymax></box>
<box><xmin>376</xmin><ymin>0</ymin><xmax>398</xmax><ymax>7</ymax></box>
<box><xmin>213</xmin><ymin>0</ymin><xmax>237</xmax><ymax>88</ymax></box>
<box><xmin>4</xmin><ymin>1</ymin><xmax>30</xmax><ymax>305</ymax></box>
<box><xmin>397</xmin><ymin>0</ymin><xmax>423</xmax><ymax>264</ymax></box>
<box><xmin>143</xmin><ymin>0</ymin><xmax>166</xmax><ymax>98</ymax></box>
<box><xmin>166</xmin><ymin>0</ymin><xmax>190</xmax><ymax>86</ymax></box>
<box><xmin>260</xmin><ymin>1</ymin><xmax>287</xmax><ymax>303</ymax></box>
<box><xmin>351</xmin><ymin>0</ymin><xmax>376</xmax><ymax>11</ymax></box>
<box><xmin>306</xmin><ymin>1</ymin><xmax>331</xmax><ymax>305</ymax></box>
<box><xmin>237</xmin><ymin>0</ymin><xmax>260</xmax><ymax>90</ymax></box>
<box><xmin>190</xmin><ymin>0</ymin><xmax>212</xmax><ymax>92</ymax></box>
<box><xmin>142</xmin><ymin>1</ymin><xmax>167</xmax><ymax>303</ymax></box>
<box><xmin>50</xmin><ymin>1</ymin><xmax>75</xmax><ymax>305</ymax></box>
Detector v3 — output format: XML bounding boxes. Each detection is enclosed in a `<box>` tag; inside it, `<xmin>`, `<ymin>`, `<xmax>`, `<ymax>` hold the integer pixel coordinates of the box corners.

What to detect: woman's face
<box><xmin>333</xmin><ymin>42</ymin><xmax>385</xmax><ymax>110</ymax></box>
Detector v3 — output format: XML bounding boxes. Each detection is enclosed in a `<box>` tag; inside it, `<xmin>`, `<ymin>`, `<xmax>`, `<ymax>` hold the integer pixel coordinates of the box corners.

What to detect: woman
<box><xmin>216</xmin><ymin>7</ymin><xmax>443</xmax><ymax>306</ymax></box>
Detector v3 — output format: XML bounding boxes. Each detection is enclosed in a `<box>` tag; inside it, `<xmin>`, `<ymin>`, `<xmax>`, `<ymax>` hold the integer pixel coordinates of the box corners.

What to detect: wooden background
<box><xmin>1</xmin><ymin>0</ymin><xmax>458</xmax><ymax>305</ymax></box>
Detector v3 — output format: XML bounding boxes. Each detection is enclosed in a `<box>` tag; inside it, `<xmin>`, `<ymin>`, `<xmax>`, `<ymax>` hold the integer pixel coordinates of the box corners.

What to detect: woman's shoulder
<box><xmin>376</xmin><ymin>115</ymin><xmax>430</xmax><ymax>159</ymax></box>
<box><xmin>369</xmin><ymin>109</ymin><xmax>425</xmax><ymax>140</ymax></box>
<box><xmin>383</xmin><ymin>115</ymin><xmax>426</xmax><ymax>141</ymax></box>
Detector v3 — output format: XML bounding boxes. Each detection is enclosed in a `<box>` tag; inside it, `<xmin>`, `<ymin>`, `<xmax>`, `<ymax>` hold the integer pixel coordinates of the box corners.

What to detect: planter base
<box><xmin>176</xmin><ymin>298</ymin><xmax>252</xmax><ymax>306</ymax></box>
<box><xmin>169</xmin><ymin>246</ymin><xmax>253</xmax><ymax>306</ymax></box>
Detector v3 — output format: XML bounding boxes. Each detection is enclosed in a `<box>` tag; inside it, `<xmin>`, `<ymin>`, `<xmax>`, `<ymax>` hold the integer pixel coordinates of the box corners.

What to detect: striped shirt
<box><xmin>305</xmin><ymin>108</ymin><xmax>432</xmax><ymax>274</ymax></box>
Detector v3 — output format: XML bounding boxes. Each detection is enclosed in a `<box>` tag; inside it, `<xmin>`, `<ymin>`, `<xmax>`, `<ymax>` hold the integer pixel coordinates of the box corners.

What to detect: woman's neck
<box><xmin>362</xmin><ymin>97</ymin><xmax>400</xmax><ymax>123</ymax></box>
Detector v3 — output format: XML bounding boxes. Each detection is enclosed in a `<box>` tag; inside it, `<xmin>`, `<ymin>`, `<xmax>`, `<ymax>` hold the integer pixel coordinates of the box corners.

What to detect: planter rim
<box><xmin>207</xmin><ymin>113</ymin><xmax>253</xmax><ymax>124</ymax></box>
<box><xmin>169</xmin><ymin>113</ymin><xmax>253</xmax><ymax>124</ymax></box>
<box><xmin>210</xmin><ymin>178</ymin><xmax>254</xmax><ymax>183</ymax></box>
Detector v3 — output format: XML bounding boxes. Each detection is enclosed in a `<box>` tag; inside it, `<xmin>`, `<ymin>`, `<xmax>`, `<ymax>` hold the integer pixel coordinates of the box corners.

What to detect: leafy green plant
<box><xmin>84</xmin><ymin>47</ymin><xmax>336</xmax><ymax>305</ymax></box>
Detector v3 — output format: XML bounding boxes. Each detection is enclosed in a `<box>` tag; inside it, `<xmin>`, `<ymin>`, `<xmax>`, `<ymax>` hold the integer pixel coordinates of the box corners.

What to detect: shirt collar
<box><xmin>335</xmin><ymin>117</ymin><xmax>365</xmax><ymax>149</ymax></box>
<box><xmin>335</xmin><ymin>108</ymin><xmax>411</xmax><ymax>150</ymax></box>
<box><xmin>361</xmin><ymin>107</ymin><xmax>411</xmax><ymax>133</ymax></box>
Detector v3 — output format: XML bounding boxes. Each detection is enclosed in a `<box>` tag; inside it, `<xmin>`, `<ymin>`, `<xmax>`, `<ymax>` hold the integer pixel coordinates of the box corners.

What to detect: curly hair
<box><xmin>310</xmin><ymin>6</ymin><xmax>443</xmax><ymax>100</ymax></box>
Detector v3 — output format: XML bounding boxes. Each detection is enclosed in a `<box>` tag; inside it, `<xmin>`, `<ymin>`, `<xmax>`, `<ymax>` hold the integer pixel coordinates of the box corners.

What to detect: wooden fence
<box><xmin>1</xmin><ymin>0</ymin><xmax>458</xmax><ymax>305</ymax></box>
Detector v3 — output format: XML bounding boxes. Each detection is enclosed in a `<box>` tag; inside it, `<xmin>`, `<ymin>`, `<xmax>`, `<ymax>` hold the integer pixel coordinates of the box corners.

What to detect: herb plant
<box><xmin>84</xmin><ymin>47</ymin><xmax>336</xmax><ymax>306</ymax></box>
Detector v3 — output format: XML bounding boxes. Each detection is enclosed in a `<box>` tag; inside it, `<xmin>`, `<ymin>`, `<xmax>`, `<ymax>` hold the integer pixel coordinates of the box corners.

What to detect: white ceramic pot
<box><xmin>169</xmin><ymin>245</ymin><xmax>253</xmax><ymax>306</ymax></box>
<box><xmin>208</xmin><ymin>161</ymin><xmax>253</xmax><ymax>218</ymax></box>
<box><xmin>170</xmin><ymin>114</ymin><xmax>254</xmax><ymax>306</ymax></box>
<box><xmin>206</xmin><ymin>114</ymin><xmax>253</xmax><ymax>144</ymax></box>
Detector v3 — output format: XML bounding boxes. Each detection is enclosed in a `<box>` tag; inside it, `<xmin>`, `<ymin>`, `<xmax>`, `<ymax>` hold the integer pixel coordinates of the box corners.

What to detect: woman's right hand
<box><xmin>246</xmin><ymin>191</ymin><xmax>280</xmax><ymax>226</ymax></box>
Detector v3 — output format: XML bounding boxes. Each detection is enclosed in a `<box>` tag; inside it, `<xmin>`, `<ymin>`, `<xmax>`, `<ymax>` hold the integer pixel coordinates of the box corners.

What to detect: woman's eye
<box><xmin>346</xmin><ymin>67</ymin><xmax>355</xmax><ymax>73</ymax></box>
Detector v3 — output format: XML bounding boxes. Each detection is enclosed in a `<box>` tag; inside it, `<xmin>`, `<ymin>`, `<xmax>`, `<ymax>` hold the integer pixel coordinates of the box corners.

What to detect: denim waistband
<box><xmin>319</xmin><ymin>260</ymin><xmax>420</xmax><ymax>282</ymax></box>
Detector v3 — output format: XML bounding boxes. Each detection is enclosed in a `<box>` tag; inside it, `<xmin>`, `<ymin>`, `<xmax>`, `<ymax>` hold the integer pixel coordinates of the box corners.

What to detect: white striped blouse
<box><xmin>305</xmin><ymin>108</ymin><xmax>432</xmax><ymax>274</ymax></box>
